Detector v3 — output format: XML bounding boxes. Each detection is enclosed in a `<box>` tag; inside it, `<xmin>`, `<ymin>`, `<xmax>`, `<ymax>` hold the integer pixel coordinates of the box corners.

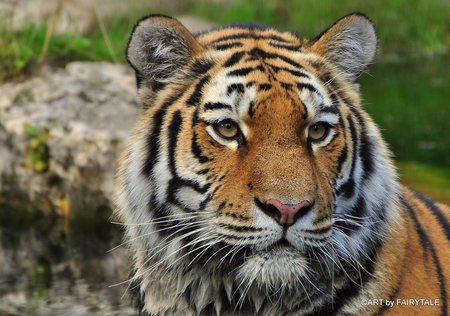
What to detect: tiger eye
<box><xmin>308</xmin><ymin>122</ymin><xmax>327</xmax><ymax>140</ymax></box>
<box><xmin>216</xmin><ymin>120</ymin><xmax>239</xmax><ymax>138</ymax></box>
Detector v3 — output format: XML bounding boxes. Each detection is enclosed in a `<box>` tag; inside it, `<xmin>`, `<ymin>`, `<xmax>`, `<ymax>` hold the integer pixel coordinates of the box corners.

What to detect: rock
<box><xmin>0</xmin><ymin>61</ymin><xmax>140</xmax><ymax>218</ymax></box>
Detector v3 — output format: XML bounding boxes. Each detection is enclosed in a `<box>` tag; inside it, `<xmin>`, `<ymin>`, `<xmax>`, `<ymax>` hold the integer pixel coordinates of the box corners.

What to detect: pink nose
<box><xmin>266</xmin><ymin>199</ymin><xmax>311</xmax><ymax>226</ymax></box>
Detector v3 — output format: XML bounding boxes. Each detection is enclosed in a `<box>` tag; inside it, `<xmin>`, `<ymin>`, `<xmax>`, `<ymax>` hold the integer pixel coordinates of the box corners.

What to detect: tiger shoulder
<box><xmin>113</xmin><ymin>12</ymin><xmax>450</xmax><ymax>316</ymax></box>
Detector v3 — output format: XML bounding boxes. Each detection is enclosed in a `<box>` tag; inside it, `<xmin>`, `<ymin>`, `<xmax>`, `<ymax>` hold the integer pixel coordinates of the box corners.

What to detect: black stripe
<box><xmin>204</xmin><ymin>102</ymin><xmax>232</xmax><ymax>110</ymax></box>
<box><xmin>165</xmin><ymin>111</ymin><xmax>192</xmax><ymax>203</ymax></box>
<box><xmin>212</xmin><ymin>184</ymin><xmax>221</xmax><ymax>195</ymax></box>
<box><xmin>227</xmin><ymin>65</ymin><xmax>265</xmax><ymax>77</ymax></box>
<box><xmin>192</xmin><ymin>107</ymin><xmax>201</xmax><ymax>128</ymax></box>
<box><xmin>128</xmin><ymin>271</ymin><xmax>145</xmax><ymax>313</ymax></box>
<box><xmin>197</xmin><ymin>168</ymin><xmax>211</xmax><ymax>174</ymax></box>
<box><xmin>336</xmin><ymin>115</ymin><xmax>358</xmax><ymax>199</ymax></box>
<box><xmin>142</xmin><ymin>91</ymin><xmax>184</xmax><ymax>177</ymax></box>
<box><xmin>211</xmin><ymin>33</ymin><xmax>289</xmax><ymax>44</ymax></box>
<box><xmin>168</xmin><ymin>178</ymin><xmax>212</xmax><ymax>199</ymax></box>
<box><xmin>248</xmin><ymin>101</ymin><xmax>255</xmax><ymax>118</ymax></box>
<box><xmin>280</xmin><ymin>82</ymin><xmax>293</xmax><ymax>90</ymax></box>
<box><xmin>329</xmin><ymin>90</ymin><xmax>339</xmax><ymax>106</ymax></box>
<box><xmin>224</xmin><ymin>51</ymin><xmax>246</xmax><ymax>68</ymax></box>
<box><xmin>197</xmin><ymin>168</ymin><xmax>210</xmax><ymax>175</ymax></box>
<box><xmin>167</xmin><ymin>111</ymin><xmax>183</xmax><ymax>176</ymax></box>
<box><xmin>297</xmin><ymin>82</ymin><xmax>318</xmax><ymax>93</ymax></box>
<box><xmin>247</xmin><ymin>48</ymin><xmax>305</xmax><ymax>70</ymax></box>
<box><xmin>336</xmin><ymin>177</ymin><xmax>356</xmax><ymax>200</ymax></box>
<box><xmin>190</xmin><ymin>59</ymin><xmax>214</xmax><ymax>76</ymax></box>
<box><xmin>320</xmin><ymin>105</ymin><xmax>338</xmax><ymax>114</ymax></box>
<box><xmin>301</xmin><ymin>99</ymin><xmax>308</xmax><ymax>120</ymax></box>
<box><xmin>338</xmin><ymin>195</ymin><xmax>366</xmax><ymax>236</ymax></box>
<box><xmin>192</xmin><ymin>130</ymin><xmax>211</xmax><ymax>164</ymax></box>
<box><xmin>218</xmin><ymin>201</ymin><xmax>227</xmax><ymax>211</ymax></box>
<box><xmin>318</xmin><ymin>71</ymin><xmax>338</xmax><ymax>93</ymax></box>
<box><xmin>221</xmin><ymin>224</ymin><xmax>263</xmax><ymax>233</ymax></box>
<box><xmin>227</xmin><ymin>83</ymin><xmax>245</xmax><ymax>95</ymax></box>
<box><xmin>402</xmin><ymin>196</ymin><xmax>447</xmax><ymax>315</ymax></box>
<box><xmin>259</xmin><ymin>83</ymin><xmax>272</xmax><ymax>91</ymax></box>
<box><xmin>214</xmin><ymin>42</ymin><xmax>244</xmax><ymax>51</ymax></box>
<box><xmin>151</xmin><ymin>199</ymin><xmax>173</xmax><ymax>229</ymax></box>
<box><xmin>270</xmin><ymin>65</ymin><xmax>309</xmax><ymax>79</ymax></box>
<box><xmin>412</xmin><ymin>191</ymin><xmax>450</xmax><ymax>244</ymax></box>
<box><xmin>335</xmin><ymin>114</ymin><xmax>348</xmax><ymax>176</ymax></box>
<box><xmin>186</xmin><ymin>75</ymin><xmax>211</xmax><ymax>106</ymax></box>
<box><xmin>269</xmin><ymin>42</ymin><xmax>301</xmax><ymax>51</ymax></box>
<box><xmin>351</xmin><ymin>108</ymin><xmax>375</xmax><ymax>180</ymax></box>
<box><xmin>199</xmin><ymin>194</ymin><xmax>212</xmax><ymax>210</ymax></box>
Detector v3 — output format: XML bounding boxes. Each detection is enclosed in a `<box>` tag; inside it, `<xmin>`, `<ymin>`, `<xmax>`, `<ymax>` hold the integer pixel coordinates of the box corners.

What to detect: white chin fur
<box><xmin>236</xmin><ymin>246</ymin><xmax>308</xmax><ymax>289</ymax></box>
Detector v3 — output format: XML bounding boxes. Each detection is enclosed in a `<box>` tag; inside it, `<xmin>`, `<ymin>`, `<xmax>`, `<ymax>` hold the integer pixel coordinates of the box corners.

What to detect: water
<box><xmin>0</xmin><ymin>206</ymin><xmax>134</xmax><ymax>315</ymax></box>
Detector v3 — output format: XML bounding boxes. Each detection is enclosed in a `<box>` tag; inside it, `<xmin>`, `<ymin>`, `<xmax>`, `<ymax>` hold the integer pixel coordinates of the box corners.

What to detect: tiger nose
<box><xmin>266</xmin><ymin>199</ymin><xmax>311</xmax><ymax>226</ymax></box>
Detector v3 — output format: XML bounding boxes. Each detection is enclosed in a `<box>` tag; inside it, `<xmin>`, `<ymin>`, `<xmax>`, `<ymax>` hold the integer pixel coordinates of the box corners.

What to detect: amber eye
<box><xmin>214</xmin><ymin>120</ymin><xmax>239</xmax><ymax>138</ymax></box>
<box><xmin>308</xmin><ymin>122</ymin><xmax>328</xmax><ymax>141</ymax></box>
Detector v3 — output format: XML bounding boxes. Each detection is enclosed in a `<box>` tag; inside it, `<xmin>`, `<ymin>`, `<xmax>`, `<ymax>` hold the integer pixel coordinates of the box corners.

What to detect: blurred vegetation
<box><xmin>1</xmin><ymin>0</ymin><xmax>449</xmax><ymax>202</ymax></box>
<box><xmin>397</xmin><ymin>161</ymin><xmax>450</xmax><ymax>204</ymax></box>
<box><xmin>24</xmin><ymin>123</ymin><xmax>50</xmax><ymax>173</ymax></box>
<box><xmin>1</xmin><ymin>0</ymin><xmax>449</xmax><ymax>81</ymax></box>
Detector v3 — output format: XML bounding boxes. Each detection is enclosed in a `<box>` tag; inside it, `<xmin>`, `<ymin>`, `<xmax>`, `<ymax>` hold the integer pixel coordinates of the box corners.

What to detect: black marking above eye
<box><xmin>228</xmin><ymin>66</ymin><xmax>265</xmax><ymax>77</ymax></box>
<box><xmin>204</xmin><ymin>102</ymin><xmax>233</xmax><ymax>110</ymax></box>
<box><xmin>320</xmin><ymin>105</ymin><xmax>338</xmax><ymax>114</ymax></box>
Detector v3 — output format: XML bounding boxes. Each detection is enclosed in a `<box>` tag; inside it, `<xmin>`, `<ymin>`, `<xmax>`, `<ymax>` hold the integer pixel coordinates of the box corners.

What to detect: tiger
<box><xmin>113</xmin><ymin>13</ymin><xmax>450</xmax><ymax>316</ymax></box>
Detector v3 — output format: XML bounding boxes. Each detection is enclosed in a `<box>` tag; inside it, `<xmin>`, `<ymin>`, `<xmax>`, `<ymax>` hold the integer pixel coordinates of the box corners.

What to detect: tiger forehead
<box><xmin>196</xmin><ymin>49</ymin><xmax>329</xmax><ymax>122</ymax></box>
<box><xmin>196</xmin><ymin>25</ymin><xmax>305</xmax><ymax>48</ymax></box>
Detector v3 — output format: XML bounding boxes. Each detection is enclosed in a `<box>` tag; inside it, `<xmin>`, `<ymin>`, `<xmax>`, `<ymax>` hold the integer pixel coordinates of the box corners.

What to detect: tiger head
<box><xmin>114</xmin><ymin>13</ymin><xmax>400</xmax><ymax>315</ymax></box>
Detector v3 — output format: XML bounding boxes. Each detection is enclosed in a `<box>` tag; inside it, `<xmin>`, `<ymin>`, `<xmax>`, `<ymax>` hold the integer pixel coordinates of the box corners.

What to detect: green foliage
<box><xmin>182</xmin><ymin>0</ymin><xmax>450</xmax><ymax>54</ymax></box>
<box><xmin>397</xmin><ymin>161</ymin><xmax>450</xmax><ymax>204</ymax></box>
<box><xmin>30</xmin><ymin>265</ymin><xmax>50</xmax><ymax>298</ymax></box>
<box><xmin>0</xmin><ymin>23</ymin><xmax>91</xmax><ymax>81</ymax></box>
<box><xmin>360</xmin><ymin>55</ymin><xmax>450</xmax><ymax>167</ymax></box>
<box><xmin>24</xmin><ymin>123</ymin><xmax>49</xmax><ymax>173</ymax></box>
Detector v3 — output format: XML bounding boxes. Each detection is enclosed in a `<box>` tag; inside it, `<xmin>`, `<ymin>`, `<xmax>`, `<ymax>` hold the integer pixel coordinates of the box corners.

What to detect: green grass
<box><xmin>183</xmin><ymin>0</ymin><xmax>450</xmax><ymax>54</ymax></box>
<box><xmin>0</xmin><ymin>21</ymin><xmax>128</xmax><ymax>82</ymax></box>
<box><xmin>397</xmin><ymin>161</ymin><xmax>450</xmax><ymax>204</ymax></box>
<box><xmin>360</xmin><ymin>55</ymin><xmax>450</xmax><ymax>167</ymax></box>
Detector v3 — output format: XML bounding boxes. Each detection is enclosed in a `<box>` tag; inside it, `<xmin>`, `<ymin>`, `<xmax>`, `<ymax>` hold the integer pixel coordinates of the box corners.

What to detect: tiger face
<box><xmin>190</xmin><ymin>53</ymin><xmax>341</xmax><ymax>283</ymax></box>
<box><xmin>113</xmin><ymin>13</ymin><xmax>426</xmax><ymax>316</ymax></box>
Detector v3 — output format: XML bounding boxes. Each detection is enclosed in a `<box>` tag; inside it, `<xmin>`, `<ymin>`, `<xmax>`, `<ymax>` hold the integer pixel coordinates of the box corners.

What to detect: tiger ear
<box><xmin>126</xmin><ymin>14</ymin><xmax>203</xmax><ymax>95</ymax></box>
<box><xmin>311</xmin><ymin>13</ymin><xmax>378</xmax><ymax>83</ymax></box>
